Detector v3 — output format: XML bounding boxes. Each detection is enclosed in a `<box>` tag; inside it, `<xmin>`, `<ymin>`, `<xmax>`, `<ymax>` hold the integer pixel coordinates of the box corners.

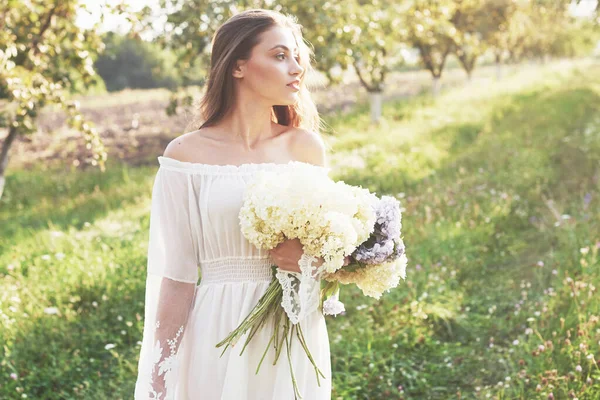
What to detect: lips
<box><xmin>287</xmin><ymin>80</ymin><xmax>300</xmax><ymax>90</ymax></box>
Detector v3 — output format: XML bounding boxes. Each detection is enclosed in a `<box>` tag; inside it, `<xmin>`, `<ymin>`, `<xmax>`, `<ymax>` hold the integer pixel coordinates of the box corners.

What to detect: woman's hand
<box><xmin>269</xmin><ymin>238</ymin><xmax>352</xmax><ymax>273</ymax></box>
<box><xmin>269</xmin><ymin>238</ymin><xmax>307</xmax><ymax>273</ymax></box>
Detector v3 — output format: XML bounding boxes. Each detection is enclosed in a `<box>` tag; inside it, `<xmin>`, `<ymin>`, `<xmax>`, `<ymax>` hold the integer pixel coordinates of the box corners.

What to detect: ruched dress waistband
<box><xmin>199</xmin><ymin>257</ymin><xmax>275</xmax><ymax>285</ymax></box>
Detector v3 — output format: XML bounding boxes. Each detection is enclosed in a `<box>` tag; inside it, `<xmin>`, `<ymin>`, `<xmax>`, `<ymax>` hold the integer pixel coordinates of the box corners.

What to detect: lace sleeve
<box><xmin>134</xmin><ymin>165</ymin><xmax>200</xmax><ymax>400</ymax></box>
<box><xmin>275</xmin><ymin>253</ymin><xmax>323</xmax><ymax>324</ymax></box>
<box><xmin>143</xmin><ymin>277</ymin><xmax>196</xmax><ymax>400</ymax></box>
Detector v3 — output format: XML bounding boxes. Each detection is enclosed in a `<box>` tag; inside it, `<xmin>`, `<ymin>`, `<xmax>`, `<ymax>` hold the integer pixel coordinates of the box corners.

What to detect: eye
<box><xmin>276</xmin><ymin>53</ymin><xmax>300</xmax><ymax>63</ymax></box>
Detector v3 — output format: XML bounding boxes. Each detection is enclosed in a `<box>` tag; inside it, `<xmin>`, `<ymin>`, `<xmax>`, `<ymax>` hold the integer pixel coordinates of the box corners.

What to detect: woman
<box><xmin>134</xmin><ymin>8</ymin><xmax>335</xmax><ymax>400</ymax></box>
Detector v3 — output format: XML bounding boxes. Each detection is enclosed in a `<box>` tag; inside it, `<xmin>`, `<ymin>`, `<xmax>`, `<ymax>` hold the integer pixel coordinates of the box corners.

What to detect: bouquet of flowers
<box><xmin>215</xmin><ymin>162</ymin><xmax>407</xmax><ymax>399</ymax></box>
<box><xmin>321</xmin><ymin>195</ymin><xmax>407</xmax><ymax>315</ymax></box>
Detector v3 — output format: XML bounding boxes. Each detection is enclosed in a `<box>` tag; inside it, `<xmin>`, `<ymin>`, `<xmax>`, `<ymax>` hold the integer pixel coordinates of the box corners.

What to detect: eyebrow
<box><xmin>269</xmin><ymin>45</ymin><xmax>299</xmax><ymax>53</ymax></box>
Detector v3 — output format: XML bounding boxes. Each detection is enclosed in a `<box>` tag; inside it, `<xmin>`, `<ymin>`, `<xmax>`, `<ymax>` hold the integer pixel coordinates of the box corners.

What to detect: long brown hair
<box><xmin>192</xmin><ymin>9</ymin><xmax>323</xmax><ymax>134</ymax></box>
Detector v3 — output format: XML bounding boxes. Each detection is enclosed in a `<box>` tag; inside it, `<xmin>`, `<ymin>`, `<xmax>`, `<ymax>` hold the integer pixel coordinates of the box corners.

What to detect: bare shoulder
<box><xmin>289</xmin><ymin>127</ymin><xmax>328</xmax><ymax>167</ymax></box>
<box><xmin>162</xmin><ymin>129</ymin><xmax>210</xmax><ymax>162</ymax></box>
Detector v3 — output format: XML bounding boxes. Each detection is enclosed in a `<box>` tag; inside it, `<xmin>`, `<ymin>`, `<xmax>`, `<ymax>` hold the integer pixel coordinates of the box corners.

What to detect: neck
<box><xmin>218</xmin><ymin>87</ymin><xmax>276</xmax><ymax>150</ymax></box>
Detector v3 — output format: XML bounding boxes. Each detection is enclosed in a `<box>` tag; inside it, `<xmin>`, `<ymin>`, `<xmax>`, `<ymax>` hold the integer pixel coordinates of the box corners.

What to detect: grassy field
<box><xmin>1</xmin><ymin>58</ymin><xmax>599</xmax><ymax>399</ymax></box>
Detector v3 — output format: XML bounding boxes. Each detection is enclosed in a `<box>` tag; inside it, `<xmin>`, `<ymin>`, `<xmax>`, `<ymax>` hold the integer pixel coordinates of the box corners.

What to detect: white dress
<box><xmin>134</xmin><ymin>156</ymin><xmax>333</xmax><ymax>400</ymax></box>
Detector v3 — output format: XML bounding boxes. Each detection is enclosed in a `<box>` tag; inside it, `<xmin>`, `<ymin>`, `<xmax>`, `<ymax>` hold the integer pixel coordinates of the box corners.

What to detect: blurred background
<box><xmin>1</xmin><ymin>1</ymin><xmax>599</xmax><ymax>399</ymax></box>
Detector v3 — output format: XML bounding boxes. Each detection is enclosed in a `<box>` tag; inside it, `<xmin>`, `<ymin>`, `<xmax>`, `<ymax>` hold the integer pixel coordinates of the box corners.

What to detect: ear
<box><xmin>232</xmin><ymin>59</ymin><xmax>247</xmax><ymax>79</ymax></box>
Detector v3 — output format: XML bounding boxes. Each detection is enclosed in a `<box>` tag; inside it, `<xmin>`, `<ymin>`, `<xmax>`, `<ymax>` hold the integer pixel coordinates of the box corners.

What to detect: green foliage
<box><xmin>0</xmin><ymin>0</ymin><xmax>114</xmax><ymax>171</ymax></box>
<box><xmin>276</xmin><ymin>0</ymin><xmax>407</xmax><ymax>91</ymax></box>
<box><xmin>94</xmin><ymin>32</ymin><xmax>181</xmax><ymax>92</ymax></box>
<box><xmin>403</xmin><ymin>0</ymin><xmax>459</xmax><ymax>78</ymax></box>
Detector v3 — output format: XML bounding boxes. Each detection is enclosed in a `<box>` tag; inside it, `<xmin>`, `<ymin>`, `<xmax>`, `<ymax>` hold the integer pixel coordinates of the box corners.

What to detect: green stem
<box><xmin>215</xmin><ymin>265</ymin><xmax>327</xmax><ymax>399</ymax></box>
<box><xmin>285</xmin><ymin>319</ymin><xmax>302</xmax><ymax>400</ymax></box>
<box><xmin>296</xmin><ymin>322</ymin><xmax>326</xmax><ymax>383</ymax></box>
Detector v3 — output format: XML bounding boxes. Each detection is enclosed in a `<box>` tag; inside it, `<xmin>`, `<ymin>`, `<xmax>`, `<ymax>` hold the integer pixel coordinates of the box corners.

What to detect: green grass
<box><xmin>1</xmin><ymin>58</ymin><xmax>599</xmax><ymax>399</ymax></box>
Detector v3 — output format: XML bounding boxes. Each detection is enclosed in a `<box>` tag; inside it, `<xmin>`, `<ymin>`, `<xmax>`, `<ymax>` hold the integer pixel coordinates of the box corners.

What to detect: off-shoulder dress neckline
<box><xmin>157</xmin><ymin>156</ymin><xmax>331</xmax><ymax>175</ymax></box>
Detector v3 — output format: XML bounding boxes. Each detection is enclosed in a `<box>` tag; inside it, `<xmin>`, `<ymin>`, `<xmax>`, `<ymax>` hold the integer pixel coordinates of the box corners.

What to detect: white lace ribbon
<box><xmin>275</xmin><ymin>253</ymin><xmax>324</xmax><ymax>324</ymax></box>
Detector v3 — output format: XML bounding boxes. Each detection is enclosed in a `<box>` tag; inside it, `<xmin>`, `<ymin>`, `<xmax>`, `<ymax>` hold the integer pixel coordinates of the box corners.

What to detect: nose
<box><xmin>291</xmin><ymin>59</ymin><xmax>304</xmax><ymax>77</ymax></box>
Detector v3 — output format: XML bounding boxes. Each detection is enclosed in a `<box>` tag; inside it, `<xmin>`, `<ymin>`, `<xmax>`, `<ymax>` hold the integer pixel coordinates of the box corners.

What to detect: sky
<box><xmin>77</xmin><ymin>0</ymin><xmax>162</xmax><ymax>38</ymax></box>
<box><xmin>569</xmin><ymin>0</ymin><xmax>599</xmax><ymax>16</ymax></box>
<box><xmin>77</xmin><ymin>0</ymin><xmax>599</xmax><ymax>34</ymax></box>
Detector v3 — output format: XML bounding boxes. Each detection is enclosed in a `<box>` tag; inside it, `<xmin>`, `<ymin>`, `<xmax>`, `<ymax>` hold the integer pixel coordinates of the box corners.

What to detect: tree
<box><xmin>277</xmin><ymin>0</ymin><xmax>407</xmax><ymax>123</ymax></box>
<box><xmin>0</xmin><ymin>1</ymin><xmax>129</xmax><ymax>199</ymax></box>
<box><xmin>450</xmin><ymin>0</ymin><xmax>488</xmax><ymax>81</ymax></box>
<box><xmin>404</xmin><ymin>0</ymin><xmax>459</xmax><ymax>96</ymax></box>
<box><xmin>326</xmin><ymin>0</ymin><xmax>407</xmax><ymax>123</ymax></box>
<box><xmin>95</xmin><ymin>32</ymin><xmax>182</xmax><ymax>91</ymax></box>
<box><xmin>477</xmin><ymin>0</ymin><xmax>519</xmax><ymax>80</ymax></box>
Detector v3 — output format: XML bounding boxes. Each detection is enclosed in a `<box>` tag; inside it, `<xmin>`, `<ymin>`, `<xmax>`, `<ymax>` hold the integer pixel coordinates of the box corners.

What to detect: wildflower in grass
<box><xmin>44</xmin><ymin>307</ymin><xmax>58</xmax><ymax>315</ymax></box>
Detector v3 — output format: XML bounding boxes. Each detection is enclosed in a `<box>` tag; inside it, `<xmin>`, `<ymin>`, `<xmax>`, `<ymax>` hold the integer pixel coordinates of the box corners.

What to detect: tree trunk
<box><xmin>495</xmin><ymin>61</ymin><xmax>503</xmax><ymax>81</ymax></box>
<box><xmin>495</xmin><ymin>52</ymin><xmax>503</xmax><ymax>81</ymax></box>
<box><xmin>0</xmin><ymin>126</ymin><xmax>18</xmax><ymax>201</ymax></box>
<box><xmin>369</xmin><ymin>91</ymin><xmax>383</xmax><ymax>124</ymax></box>
<box><xmin>432</xmin><ymin>77</ymin><xmax>441</xmax><ymax>96</ymax></box>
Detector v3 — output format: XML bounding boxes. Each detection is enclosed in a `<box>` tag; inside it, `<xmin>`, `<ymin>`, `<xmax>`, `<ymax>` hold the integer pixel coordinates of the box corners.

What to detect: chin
<box><xmin>281</xmin><ymin>94</ymin><xmax>300</xmax><ymax>106</ymax></box>
<box><xmin>273</xmin><ymin>99</ymin><xmax>298</xmax><ymax>106</ymax></box>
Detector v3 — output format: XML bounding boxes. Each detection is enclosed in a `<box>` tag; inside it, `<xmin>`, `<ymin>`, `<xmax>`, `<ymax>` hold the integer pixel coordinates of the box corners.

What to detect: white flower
<box><xmin>239</xmin><ymin>165</ymin><xmax>377</xmax><ymax>275</ymax></box>
<box><xmin>44</xmin><ymin>307</ymin><xmax>59</xmax><ymax>315</ymax></box>
<box><xmin>323</xmin><ymin>294</ymin><xmax>346</xmax><ymax>317</ymax></box>
<box><xmin>104</xmin><ymin>343</ymin><xmax>116</xmax><ymax>350</ymax></box>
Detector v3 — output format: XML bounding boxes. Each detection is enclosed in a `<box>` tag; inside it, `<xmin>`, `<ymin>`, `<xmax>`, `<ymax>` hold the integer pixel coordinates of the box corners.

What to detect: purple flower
<box><xmin>352</xmin><ymin>196</ymin><xmax>404</xmax><ymax>264</ymax></box>
<box><xmin>583</xmin><ymin>193</ymin><xmax>592</xmax><ymax>208</ymax></box>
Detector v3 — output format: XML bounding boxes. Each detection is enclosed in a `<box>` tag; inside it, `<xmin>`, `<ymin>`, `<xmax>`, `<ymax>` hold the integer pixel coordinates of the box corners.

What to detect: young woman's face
<box><xmin>234</xmin><ymin>25</ymin><xmax>305</xmax><ymax>106</ymax></box>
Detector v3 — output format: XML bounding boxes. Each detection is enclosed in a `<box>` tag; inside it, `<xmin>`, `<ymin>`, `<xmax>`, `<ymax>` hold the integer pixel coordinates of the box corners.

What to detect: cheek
<box><xmin>247</xmin><ymin>59</ymin><xmax>284</xmax><ymax>89</ymax></box>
